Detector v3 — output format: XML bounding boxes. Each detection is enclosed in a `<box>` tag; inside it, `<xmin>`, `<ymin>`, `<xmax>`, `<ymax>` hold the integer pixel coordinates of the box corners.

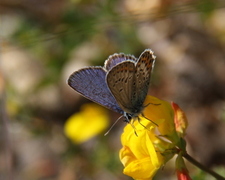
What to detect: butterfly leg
<box><xmin>137</xmin><ymin>116</ymin><xmax>150</xmax><ymax>129</ymax></box>
<box><xmin>141</xmin><ymin>113</ymin><xmax>158</xmax><ymax>127</ymax></box>
<box><xmin>144</xmin><ymin>102</ymin><xmax>161</xmax><ymax>108</ymax></box>
<box><xmin>128</xmin><ymin>121</ymin><xmax>138</xmax><ymax>136</ymax></box>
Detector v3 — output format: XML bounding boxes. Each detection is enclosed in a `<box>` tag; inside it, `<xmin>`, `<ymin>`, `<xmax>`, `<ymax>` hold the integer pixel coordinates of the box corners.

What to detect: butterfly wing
<box><xmin>104</xmin><ymin>53</ymin><xmax>137</xmax><ymax>71</ymax></box>
<box><xmin>68</xmin><ymin>67</ymin><xmax>123</xmax><ymax>114</ymax></box>
<box><xmin>106</xmin><ymin>61</ymin><xmax>136</xmax><ymax>113</ymax></box>
<box><xmin>132</xmin><ymin>49</ymin><xmax>156</xmax><ymax>107</ymax></box>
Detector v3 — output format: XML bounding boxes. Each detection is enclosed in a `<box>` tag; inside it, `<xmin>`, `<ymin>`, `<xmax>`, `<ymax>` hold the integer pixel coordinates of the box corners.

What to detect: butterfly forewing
<box><xmin>132</xmin><ymin>49</ymin><xmax>156</xmax><ymax>107</ymax></box>
<box><xmin>68</xmin><ymin>67</ymin><xmax>123</xmax><ymax>114</ymax></box>
<box><xmin>106</xmin><ymin>61</ymin><xmax>136</xmax><ymax>113</ymax></box>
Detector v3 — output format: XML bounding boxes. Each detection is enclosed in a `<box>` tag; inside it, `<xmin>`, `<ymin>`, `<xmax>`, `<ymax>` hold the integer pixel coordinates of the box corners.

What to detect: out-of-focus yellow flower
<box><xmin>64</xmin><ymin>103</ymin><xmax>109</xmax><ymax>143</ymax></box>
<box><xmin>171</xmin><ymin>102</ymin><xmax>188</xmax><ymax>138</ymax></box>
<box><xmin>120</xmin><ymin>96</ymin><xmax>181</xmax><ymax>180</ymax></box>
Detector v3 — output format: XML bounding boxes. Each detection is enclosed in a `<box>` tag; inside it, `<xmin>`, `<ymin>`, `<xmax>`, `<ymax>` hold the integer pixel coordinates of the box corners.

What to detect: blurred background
<box><xmin>1</xmin><ymin>0</ymin><xmax>225</xmax><ymax>179</ymax></box>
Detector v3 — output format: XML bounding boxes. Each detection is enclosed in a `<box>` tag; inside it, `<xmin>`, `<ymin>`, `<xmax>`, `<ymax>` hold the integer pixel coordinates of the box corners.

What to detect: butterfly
<box><xmin>68</xmin><ymin>49</ymin><xmax>156</xmax><ymax>129</ymax></box>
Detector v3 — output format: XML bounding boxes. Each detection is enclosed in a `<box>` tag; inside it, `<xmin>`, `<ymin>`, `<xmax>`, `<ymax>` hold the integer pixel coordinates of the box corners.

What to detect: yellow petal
<box><xmin>143</xmin><ymin>96</ymin><xmax>175</xmax><ymax>135</ymax></box>
<box><xmin>119</xmin><ymin>146</ymin><xmax>136</xmax><ymax>167</ymax></box>
<box><xmin>123</xmin><ymin>157</ymin><xmax>159</xmax><ymax>180</ymax></box>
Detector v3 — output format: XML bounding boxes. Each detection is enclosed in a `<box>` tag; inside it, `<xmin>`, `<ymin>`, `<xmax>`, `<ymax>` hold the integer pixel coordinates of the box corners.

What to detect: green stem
<box><xmin>183</xmin><ymin>153</ymin><xmax>225</xmax><ymax>180</ymax></box>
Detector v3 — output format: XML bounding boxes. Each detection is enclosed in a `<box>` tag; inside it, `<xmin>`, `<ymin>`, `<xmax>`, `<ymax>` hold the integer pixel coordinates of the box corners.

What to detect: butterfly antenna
<box><xmin>104</xmin><ymin>115</ymin><xmax>123</xmax><ymax>136</ymax></box>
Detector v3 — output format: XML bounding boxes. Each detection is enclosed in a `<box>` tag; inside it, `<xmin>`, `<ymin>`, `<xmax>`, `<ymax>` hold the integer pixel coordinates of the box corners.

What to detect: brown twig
<box><xmin>183</xmin><ymin>152</ymin><xmax>225</xmax><ymax>180</ymax></box>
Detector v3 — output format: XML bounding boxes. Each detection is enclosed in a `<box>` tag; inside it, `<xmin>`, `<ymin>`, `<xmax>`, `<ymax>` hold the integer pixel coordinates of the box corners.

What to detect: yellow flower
<box><xmin>120</xmin><ymin>96</ymin><xmax>180</xmax><ymax>180</ymax></box>
<box><xmin>64</xmin><ymin>103</ymin><xmax>109</xmax><ymax>143</ymax></box>
<box><xmin>120</xmin><ymin>128</ymin><xmax>163</xmax><ymax>180</ymax></box>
